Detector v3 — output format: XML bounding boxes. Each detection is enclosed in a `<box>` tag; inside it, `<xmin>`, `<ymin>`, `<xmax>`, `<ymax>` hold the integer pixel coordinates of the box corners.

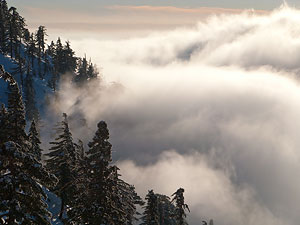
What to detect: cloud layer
<box><xmin>50</xmin><ymin>5</ymin><xmax>300</xmax><ymax>225</ymax></box>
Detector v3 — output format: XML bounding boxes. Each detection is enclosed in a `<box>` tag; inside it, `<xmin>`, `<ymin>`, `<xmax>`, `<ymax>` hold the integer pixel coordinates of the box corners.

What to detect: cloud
<box><xmin>118</xmin><ymin>151</ymin><xmax>286</xmax><ymax>225</ymax></box>
<box><xmin>49</xmin><ymin>5</ymin><xmax>300</xmax><ymax>225</ymax></box>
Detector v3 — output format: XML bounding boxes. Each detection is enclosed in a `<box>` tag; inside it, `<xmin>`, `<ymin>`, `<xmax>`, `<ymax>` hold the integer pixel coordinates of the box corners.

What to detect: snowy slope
<box><xmin>0</xmin><ymin>51</ymin><xmax>54</xmax><ymax>116</ymax></box>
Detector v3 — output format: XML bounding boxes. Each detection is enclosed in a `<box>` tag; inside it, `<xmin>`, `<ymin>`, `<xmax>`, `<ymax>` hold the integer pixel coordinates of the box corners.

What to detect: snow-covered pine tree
<box><xmin>6</xmin><ymin>71</ymin><xmax>29</xmax><ymax>148</ymax></box>
<box><xmin>28</xmin><ymin>119</ymin><xmax>42</xmax><ymax>161</ymax></box>
<box><xmin>82</xmin><ymin>120</ymin><xmax>116</xmax><ymax>224</ymax></box>
<box><xmin>141</xmin><ymin>190</ymin><xmax>160</xmax><ymax>225</ymax></box>
<box><xmin>45</xmin><ymin>113</ymin><xmax>77</xmax><ymax>220</ymax></box>
<box><xmin>111</xmin><ymin>166</ymin><xmax>144</xmax><ymax>225</ymax></box>
<box><xmin>141</xmin><ymin>190</ymin><xmax>177</xmax><ymax>225</ymax></box>
<box><xmin>0</xmin><ymin>141</ymin><xmax>57</xmax><ymax>224</ymax></box>
<box><xmin>171</xmin><ymin>188</ymin><xmax>190</xmax><ymax>225</ymax></box>
<box><xmin>67</xmin><ymin>123</ymin><xmax>142</xmax><ymax>225</ymax></box>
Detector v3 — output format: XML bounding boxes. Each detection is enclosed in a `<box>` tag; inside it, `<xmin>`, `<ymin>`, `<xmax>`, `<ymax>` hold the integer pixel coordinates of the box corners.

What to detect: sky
<box><xmin>10</xmin><ymin>0</ymin><xmax>296</xmax><ymax>10</ymax></box>
<box><xmin>9</xmin><ymin>0</ymin><xmax>291</xmax><ymax>41</ymax></box>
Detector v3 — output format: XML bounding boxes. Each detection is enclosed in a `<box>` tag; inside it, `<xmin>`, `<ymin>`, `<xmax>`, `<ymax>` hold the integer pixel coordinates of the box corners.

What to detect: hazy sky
<box><xmin>9</xmin><ymin>0</ymin><xmax>279</xmax><ymax>41</ymax></box>
<box><xmin>10</xmin><ymin>0</ymin><xmax>295</xmax><ymax>10</ymax></box>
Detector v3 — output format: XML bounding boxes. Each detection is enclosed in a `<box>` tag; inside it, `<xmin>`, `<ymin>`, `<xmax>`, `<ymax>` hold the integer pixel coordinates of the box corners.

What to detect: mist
<box><xmin>49</xmin><ymin>5</ymin><xmax>300</xmax><ymax>225</ymax></box>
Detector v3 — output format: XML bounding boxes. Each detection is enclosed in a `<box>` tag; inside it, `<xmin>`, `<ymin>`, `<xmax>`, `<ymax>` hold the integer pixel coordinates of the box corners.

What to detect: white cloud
<box><xmin>50</xmin><ymin>5</ymin><xmax>300</xmax><ymax>225</ymax></box>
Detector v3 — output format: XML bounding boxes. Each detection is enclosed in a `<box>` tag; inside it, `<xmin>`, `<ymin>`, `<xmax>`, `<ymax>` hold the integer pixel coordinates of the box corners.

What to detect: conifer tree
<box><xmin>28</xmin><ymin>119</ymin><xmax>42</xmax><ymax>161</ymax></box>
<box><xmin>24</xmin><ymin>65</ymin><xmax>39</xmax><ymax>121</ymax></box>
<box><xmin>46</xmin><ymin>40</ymin><xmax>55</xmax><ymax>58</ymax></box>
<box><xmin>24</xmin><ymin>33</ymin><xmax>36</xmax><ymax>69</ymax></box>
<box><xmin>63</xmin><ymin>40</ymin><xmax>77</xmax><ymax>74</ymax></box>
<box><xmin>46</xmin><ymin>113</ymin><xmax>76</xmax><ymax>219</ymax></box>
<box><xmin>6</xmin><ymin>73</ymin><xmax>28</xmax><ymax>147</ymax></box>
<box><xmin>157</xmin><ymin>194</ymin><xmax>176</xmax><ymax>225</ymax></box>
<box><xmin>83</xmin><ymin>120</ymin><xmax>115</xmax><ymax>224</ymax></box>
<box><xmin>68</xmin><ymin>121</ymin><xmax>141</xmax><ymax>225</ymax></box>
<box><xmin>8</xmin><ymin>6</ymin><xmax>25</xmax><ymax>58</ymax></box>
<box><xmin>45</xmin><ymin>113</ymin><xmax>77</xmax><ymax>219</ymax></box>
<box><xmin>141</xmin><ymin>190</ymin><xmax>160</xmax><ymax>225</ymax></box>
<box><xmin>0</xmin><ymin>0</ymin><xmax>9</xmax><ymax>53</ymax></box>
<box><xmin>35</xmin><ymin>25</ymin><xmax>46</xmax><ymax>77</ymax></box>
<box><xmin>0</xmin><ymin>142</ymin><xmax>57</xmax><ymax>224</ymax></box>
<box><xmin>171</xmin><ymin>188</ymin><xmax>190</xmax><ymax>225</ymax></box>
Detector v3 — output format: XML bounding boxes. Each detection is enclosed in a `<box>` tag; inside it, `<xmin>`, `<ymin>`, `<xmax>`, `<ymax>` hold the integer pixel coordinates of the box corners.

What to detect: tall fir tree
<box><xmin>6</xmin><ymin>75</ymin><xmax>29</xmax><ymax>147</ymax></box>
<box><xmin>0</xmin><ymin>0</ymin><xmax>9</xmax><ymax>53</ymax></box>
<box><xmin>24</xmin><ymin>64</ymin><xmax>39</xmax><ymax>122</ymax></box>
<box><xmin>28</xmin><ymin>119</ymin><xmax>42</xmax><ymax>161</ymax></box>
<box><xmin>157</xmin><ymin>194</ymin><xmax>176</xmax><ymax>225</ymax></box>
<box><xmin>171</xmin><ymin>188</ymin><xmax>190</xmax><ymax>225</ymax></box>
<box><xmin>141</xmin><ymin>190</ymin><xmax>160</xmax><ymax>225</ymax></box>
<box><xmin>68</xmin><ymin>121</ymin><xmax>141</xmax><ymax>224</ymax></box>
<box><xmin>84</xmin><ymin>120</ymin><xmax>116</xmax><ymax>224</ymax></box>
<box><xmin>45</xmin><ymin>113</ymin><xmax>77</xmax><ymax>219</ymax></box>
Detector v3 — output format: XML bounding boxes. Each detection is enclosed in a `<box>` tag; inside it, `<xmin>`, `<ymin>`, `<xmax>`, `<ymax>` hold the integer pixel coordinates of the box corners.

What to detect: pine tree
<box><xmin>28</xmin><ymin>119</ymin><xmax>42</xmax><ymax>161</ymax></box>
<box><xmin>67</xmin><ymin>121</ymin><xmax>141</xmax><ymax>224</ymax></box>
<box><xmin>46</xmin><ymin>40</ymin><xmax>55</xmax><ymax>58</ymax></box>
<box><xmin>171</xmin><ymin>188</ymin><xmax>190</xmax><ymax>225</ymax></box>
<box><xmin>157</xmin><ymin>194</ymin><xmax>176</xmax><ymax>225</ymax></box>
<box><xmin>83</xmin><ymin>120</ymin><xmax>115</xmax><ymax>224</ymax></box>
<box><xmin>75</xmin><ymin>57</ymin><xmax>99</xmax><ymax>84</ymax></box>
<box><xmin>63</xmin><ymin>40</ymin><xmax>77</xmax><ymax>74</ymax></box>
<box><xmin>110</xmin><ymin>165</ymin><xmax>143</xmax><ymax>225</ymax></box>
<box><xmin>24</xmin><ymin>33</ymin><xmax>36</xmax><ymax>69</ymax></box>
<box><xmin>141</xmin><ymin>190</ymin><xmax>160</xmax><ymax>225</ymax></box>
<box><xmin>0</xmin><ymin>0</ymin><xmax>9</xmax><ymax>53</ymax></box>
<box><xmin>45</xmin><ymin>113</ymin><xmax>77</xmax><ymax>219</ymax></box>
<box><xmin>87</xmin><ymin>60</ymin><xmax>99</xmax><ymax>80</ymax></box>
<box><xmin>35</xmin><ymin>26</ymin><xmax>47</xmax><ymax>77</ymax></box>
<box><xmin>0</xmin><ymin>141</ymin><xmax>57</xmax><ymax>224</ymax></box>
<box><xmin>24</xmin><ymin>65</ymin><xmax>39</xmax><ymax>121</ymax></box>
<box><xmin>8</xmin><ymin>6</ymin><xmax>25</xmax><ymax>58</ymax></box>
<box><xmin>6</xmin><ymin>74</ymin><xmax>28</xmax><ymax>147</ymax></box>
